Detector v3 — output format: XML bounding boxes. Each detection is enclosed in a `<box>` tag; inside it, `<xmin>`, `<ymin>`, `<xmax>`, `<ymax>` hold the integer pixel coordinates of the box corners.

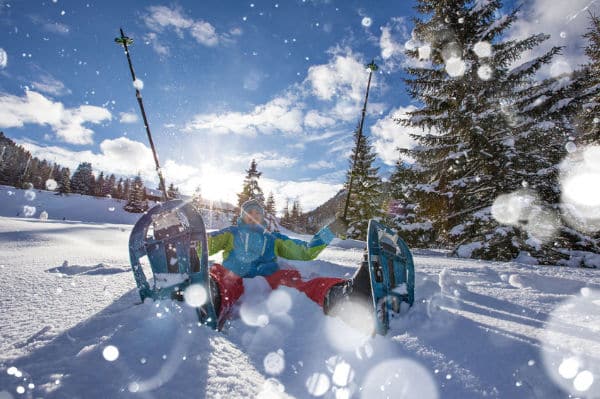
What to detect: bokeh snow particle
<box><xmin>540</xmin><ymin>288</ymin><xmax>600</xmax><ymax>397</ymax></box>
<box><xmin>445</xmin><ymin>57</ymin><xmax>466</xmax><ymax>78</ymax></box>
<box><xmin>16</xmin><ymin>386</ymin><xmax>25</xmax><ymax>394</ymax></box>
<box><xmin>266</xmin><ymin>289</ymin><xmax>292</xmax><ymax>315</ymax></box>
<box><xmin>45</xmin><ymin>179</ymin><xmax>58</xmax><ymax>190</ymax></box>
<box><xmin>324</xmin><ymin>299</ymin><xmax>373</xmax><ymax>351</ymax></box>
<box><xmin>477</xmin><ymin>65</ymin><xmax>493</xmax><ymax>80</ymax></box>
<box><xmin>306</xmin><ymin>373</ymin><xmax>330</xmax><ymax>397</ymax></box>
<box><xmin>566</xmin><ymin>141</ymin><xmax>577</xmax><ymax>153</ymax></box>
<box><xmin>183</xmin><ymin>284</ymin><xmax>208</xmax><ymax>307</ymax></box>
<box><xmin>418</xmin><ymin>45</ymin><xmax>431</xmax><ymax>60</ymax></box>
<box><xmin>560</xmin><ymin>145</ymin><xmax>600</xmax><ymax>233</ymax></box>
<box><xmin>361</xmin><ymin>17</ymin><xmax>372</xmax><ymax>27</ymax></box>
<box><xmin>360</xmin><ymin>359</ymin><xmax>439</xmax><ymax>399</ymax></box>
<box><xmin>473</xmin><ymin>41</ymin><xmax>492</xmax><ymax>58</ymax></box>
<box><xmin>332</xmin><ymin>361</ymin><xmax>354</xmax><ymax>387</ymax></box>
<box><xmin>550</xmin><ymin>59</ymin><xmax>572</xmax><ymax>77</ymax></box>
<box><xmin>39</xmin><ymin>211</ymin><xmax>49</xmax><ymax>221</ymax></box>
<box><xmin>24</xmin><ymin>190</ymin><xmax>36</xmax><ymax>201</ymax></box>
<box><xmin>23</xmin><ymin>206</ymin><xmax>36</xmax><ymax>217</ymax></box>
<box><xmin>257</xmin><ymin>378</ymin><xmax>285</xmax><ymax>399</ymax></box>
<box><xmin>264</xmin><ymin>350</ymin><xmax>285</xmax><ymax>375</ymax></box>
<box><xmin>491</xmin><ymin>190</ymin><xmax>537</xmax><ymax>226</ymax></box>
<box><xmin>102</xmin><ymin>345</ymin><xmax>119</xmax><ymax>362</ymax></box>
<box><xmin>133</xmin><ymin>79</ymin><xmax>144</xmax><ymax>90</ymax></box>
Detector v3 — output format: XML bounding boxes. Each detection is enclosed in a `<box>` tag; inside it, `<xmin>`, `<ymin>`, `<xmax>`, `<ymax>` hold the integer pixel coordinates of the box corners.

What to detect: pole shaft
<box><xmin>343</xmin><ymin>69</ymin><xmax>373</xmax><ymax>220</ymax></box>
<box><xmin>119</xmin><ymin>28</ymin><xmax>169</xmax><ymax>202</ymax></box>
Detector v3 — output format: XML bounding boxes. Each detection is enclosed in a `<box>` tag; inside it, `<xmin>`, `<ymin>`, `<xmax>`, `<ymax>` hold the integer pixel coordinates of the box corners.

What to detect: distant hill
<box><xmin>303</xmin><ymin>189</ymin><xmax>347</xmax><ymax>233</ymax></box>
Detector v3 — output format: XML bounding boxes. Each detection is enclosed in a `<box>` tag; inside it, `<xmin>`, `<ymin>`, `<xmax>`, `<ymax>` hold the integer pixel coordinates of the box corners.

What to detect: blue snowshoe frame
<box><xmin>367</xmin><ymin>219</ymin><xmax>415</xmax><ymax>335</ymax></box>
<box><xmin>128</xmin><ymin>200</ymin><xmax>218</xmax><ymax>329</ymax></box>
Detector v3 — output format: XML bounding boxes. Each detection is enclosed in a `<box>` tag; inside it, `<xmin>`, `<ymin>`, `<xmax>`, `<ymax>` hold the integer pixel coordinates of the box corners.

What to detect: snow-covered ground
<box><xmin>0</xmin><ymin>198</ymin><xmax>599</xmax><ymax>398</ymax></box>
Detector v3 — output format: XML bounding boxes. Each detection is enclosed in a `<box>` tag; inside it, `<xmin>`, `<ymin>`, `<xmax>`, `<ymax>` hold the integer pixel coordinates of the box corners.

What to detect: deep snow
<box><xmin>0</xmin><ymin>191</ymin><xmax>599</xmax><ymax>398</ymax></box>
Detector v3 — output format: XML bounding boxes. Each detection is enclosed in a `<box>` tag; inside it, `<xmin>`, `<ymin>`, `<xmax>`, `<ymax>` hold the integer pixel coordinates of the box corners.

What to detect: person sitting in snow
<box><xmin>203</xmin><ymin>199</ymin><xmax>372</xmax><ymax>327</ymax></box>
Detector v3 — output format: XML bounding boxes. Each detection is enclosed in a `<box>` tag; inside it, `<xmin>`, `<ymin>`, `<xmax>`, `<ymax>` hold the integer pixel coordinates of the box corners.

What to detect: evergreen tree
<box><xmin>191</xmin><ymin>185</ymin><xmax>203</xmax><ymax>211</ymax></box>
<box><xmin>95</xmin><ymin>172</ymin><xmax>105</xmax><ymax>197</ymax></box>
<box><xmin>115</xmin><ymin>178</ymin><xmax>124</xmax><ymax>199</ymax></box>
<box><xmin>576</xmin><ymin>12</ymin><xmax>600</xmax><ymax>145</ymax></box>
<box><xmin>123</xmin><ymin>178</ymin><xmax>131</xmax><ymax>200</ymax></box>
<box><xmin>124</xmin><ymin>174</ymin><xmax>148</xmax><ymax>213</ymax></box>
<box><xmin>58</xmin><ymin>167</ymin><xmax>71</xmax><ymax>195</ymax></box>
<box><xmin>344</xmin><ymin>127</ymin><xmax>383</xmax><ymax>240</ymax></box>
<box><xmin>281</xmin><ymin>199</ymin><xmax>291</xmax><ymax>229</ymax></box>
<box><xmin>105</xmin><ymin>174</ymin><xmax>116</xmax><ymax>197</ymax></box>
<box><xmin>264</xmin><ymin>192</ymin><xmax>280</xmax><ymax>232</ymax></box>
<box><xmin>237</xmin><ymin>159</ymin><xmax>265</xmax><ymax>208</ymax></box>
<box><xmin>167</xmin><ymin>183</ymin><xmax>180</xmax><ymax>199</ymax></box>
<box><xmin>400</xmin><ymin>0</ymin><xmax>561</xmax><ymax>260</ymax></box>
<box><xmin>388</xmin><ymin>160</ymin><xmax>433</xmax><ymax>246</ymax></box>
<box><xmin>70</xmin><ymin>162</ymin><xmax>96</xmax><ymax>195</ymax></box>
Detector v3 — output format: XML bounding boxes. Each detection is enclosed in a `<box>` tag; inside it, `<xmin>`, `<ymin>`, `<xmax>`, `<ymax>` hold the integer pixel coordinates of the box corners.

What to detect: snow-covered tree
<box><xmin>237</xmin><ymin>159</ymin><xmax>265</xmax><ymax>208</ymax></box>
<box><xmin>167</xmin><ymin>183</ymin><xmax>179</xmax><ymax>199</ymax></box>
<box><xmin>58</xmin><ymin>168</ymin><xmax>71</xmax><ymax>195</ymax></box>
<box><xmin>124</xmin><ymin>174</ymin><xmax>148</xmax><ymax>213</ymax></box>
<box><xmin>344</xmin><ymin>127</ymin><xmax>383</xmax><ymax>240</ymax></box>
<box><xmin>576</xmin><ymin>12</ymin><xmax>600</xmax><ymax>145</ymax></box>
<box><xmin>71</xmin><ymin>162</ymin><xmax>96</xmax><ymax>195</ymax></box>
<box><xmin>95</xmin><ymin>172</ymin><xmax>105</xmax><ymax>197</ymax></box>
<box><xmin>387</xmin><ymin>159</ymin><xmax>433</xmax><ymax>246</ymax></box>
<box><xmin>400</xmin><ymin>0</ymin><xmax>561</xmax><ymax>260</ymax></box>
<box><xmin>264</xmin><ymin>192</ymin><xmax>280</xmax><ymax>232</ymax></box>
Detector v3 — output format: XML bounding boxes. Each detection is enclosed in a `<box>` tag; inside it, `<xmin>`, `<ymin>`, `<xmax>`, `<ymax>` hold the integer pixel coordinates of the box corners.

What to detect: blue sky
<box><xmin>0</xmin><ymin>0</ymin><xmax>595</xmax><ymax>210</ymax></box>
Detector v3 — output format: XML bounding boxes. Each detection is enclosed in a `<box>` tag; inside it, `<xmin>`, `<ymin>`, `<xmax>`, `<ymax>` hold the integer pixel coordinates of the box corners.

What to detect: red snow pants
<box><xmin>209</xmin><ymin>263</ymin><xmax>345</xmax><ymax>312</ymax></box>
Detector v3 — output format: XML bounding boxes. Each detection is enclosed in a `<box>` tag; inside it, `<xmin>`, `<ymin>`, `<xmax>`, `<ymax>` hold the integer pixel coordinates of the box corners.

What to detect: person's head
<box><xmin>240</xmin><ymin>199</ymin><xmax>264</xmax><ymax>225</ymax></box>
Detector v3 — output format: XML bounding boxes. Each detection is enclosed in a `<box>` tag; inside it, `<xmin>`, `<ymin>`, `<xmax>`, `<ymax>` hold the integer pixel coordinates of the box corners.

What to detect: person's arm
<box><xmin>273</xmin><ymin>227</ymin><xmax>335</xmax><ymax>261</ymax></box>
<box><xmin>198</xmin><ymin>228</ymin><xmax>234</xmax><ymax>257</ymax></box>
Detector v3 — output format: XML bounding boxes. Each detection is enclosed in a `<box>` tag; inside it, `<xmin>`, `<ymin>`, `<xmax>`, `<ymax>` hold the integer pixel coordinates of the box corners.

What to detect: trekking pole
<box><xmin>342</xmin><ymin>60</ymin><xmax>378</xmax><ymax>220</ymax></box>
<box><xmin>115</xmin><ymin>28</ymin><xmax>169</xmax><ymax>202</ymax></box>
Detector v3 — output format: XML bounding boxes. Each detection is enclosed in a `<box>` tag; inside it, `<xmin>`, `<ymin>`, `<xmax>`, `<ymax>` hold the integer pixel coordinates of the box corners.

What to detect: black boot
<box><xmin>324</xmin><ymin>251</ymin><xmax>374</xmax><ymax>332</ymax></box>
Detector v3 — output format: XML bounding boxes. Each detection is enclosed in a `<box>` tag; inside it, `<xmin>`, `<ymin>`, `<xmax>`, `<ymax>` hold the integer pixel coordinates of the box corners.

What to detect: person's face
<box><xmin>243</xmin><ymin>208</ymin><xmax>263</xmax><ymax>225</ymax></box>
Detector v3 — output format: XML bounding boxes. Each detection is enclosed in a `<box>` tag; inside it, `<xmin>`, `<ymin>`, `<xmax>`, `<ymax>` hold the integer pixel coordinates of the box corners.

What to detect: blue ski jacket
<box><xmin>204</xmin><ymin>218</ymin><xmax>335</xmax><ymax>278</ymax></box>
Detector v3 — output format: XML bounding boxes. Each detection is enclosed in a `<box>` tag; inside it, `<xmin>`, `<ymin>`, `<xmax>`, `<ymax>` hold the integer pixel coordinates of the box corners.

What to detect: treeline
<box><xmin>0</xmin><ymin>132</ymin><xmax>180</xmax><ymax>213</ymax></box>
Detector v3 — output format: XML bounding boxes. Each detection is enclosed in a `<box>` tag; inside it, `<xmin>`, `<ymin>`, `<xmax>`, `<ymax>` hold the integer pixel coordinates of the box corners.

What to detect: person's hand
<box><xmin>327</xmin><ymin>216</ymin><xmax>348</xmax><ymax>239</ymax></box>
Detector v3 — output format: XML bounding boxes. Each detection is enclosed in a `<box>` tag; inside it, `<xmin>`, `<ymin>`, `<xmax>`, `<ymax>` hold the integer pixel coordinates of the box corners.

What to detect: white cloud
<box><xmin>507</xmin><ymin>0</ymin><xmax>598</xmax><ymax>75</ymax></box>
<box><xmin>0</xmin><ymin>48</ymin><xmax>7</xmax><ymax>68</ymax></box>
<box><xmin>142</xmin><ymin>5</ymin><xmax>223</xmax><ymax>53</ymax></box>
<box><xmin>184</xmin><ymin>94</ymin><xmax>304</xmax><ymax>135</ymax></box>
<box><xmin>119</xmin><ymin>112</ymin><xmax>138</xmax><ymax>124</ymax></box>
<box><xmin>378</xmin><ymin>17</ymin><xmax>412</xmax><ymax>72</ymax></box>
<box><xmin>370</xmin><ymin>105</ymin><xmax>425</xmax><ymax>165</ymax></box>
<box><xmin>43</xmin><ymin>21</ymin><xmax>70</xmax><ymax>35</ymax></box>
<box><xmin>20</xmin><ymin>137</ymin><xmax>154</xmax><ymax>177</ymax></box>
<box><xmin>143</xmin><ymin>32</ymin><xmax>170</xmax><ymax>56</ymax></box>
<box><xmin>307</xmin><ymin>160</ymin><xmax>335</xmax><ymax>170</ymax></box>
<box><xmin>305</xmin><ymin>47</ymin><xmax>371</xmax><ymax>103</ymax></box>
<box><xmin>0</xmin><ymin>90</ymin><xmax>111</xmax><ymax>144</ymax></box>
<box><xmin>226</xmin><ymin>151</ymin><xmax>299</xmax><ymax>169</ymax></box>
<box><xmin>30</xmin><ymin>72</ymin><xmax>71</xmax><ymax>96</ymax></box>
<box><xmin>304</xmin><ymin>110</ymin><xmax>336</xmax><ymax>128</ymax></box>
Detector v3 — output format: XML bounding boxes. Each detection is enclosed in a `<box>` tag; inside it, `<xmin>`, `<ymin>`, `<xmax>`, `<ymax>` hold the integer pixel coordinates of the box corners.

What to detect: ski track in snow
<box><xmin>0</xmin><ymin>215</ymin><xmax>599</xmax><ymax>398</ymax></box>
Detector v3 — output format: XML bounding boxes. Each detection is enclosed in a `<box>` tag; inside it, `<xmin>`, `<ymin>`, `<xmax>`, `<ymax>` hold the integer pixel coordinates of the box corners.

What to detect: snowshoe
<box><xmin>366</xmin><ymin>219</ymin><xmax>415</xmax><ymax>335</ymax></box>
<box><xmin>128</xmin><ymin>200</ymin><xmax>220</xmax><ymax>330</ymax></box>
